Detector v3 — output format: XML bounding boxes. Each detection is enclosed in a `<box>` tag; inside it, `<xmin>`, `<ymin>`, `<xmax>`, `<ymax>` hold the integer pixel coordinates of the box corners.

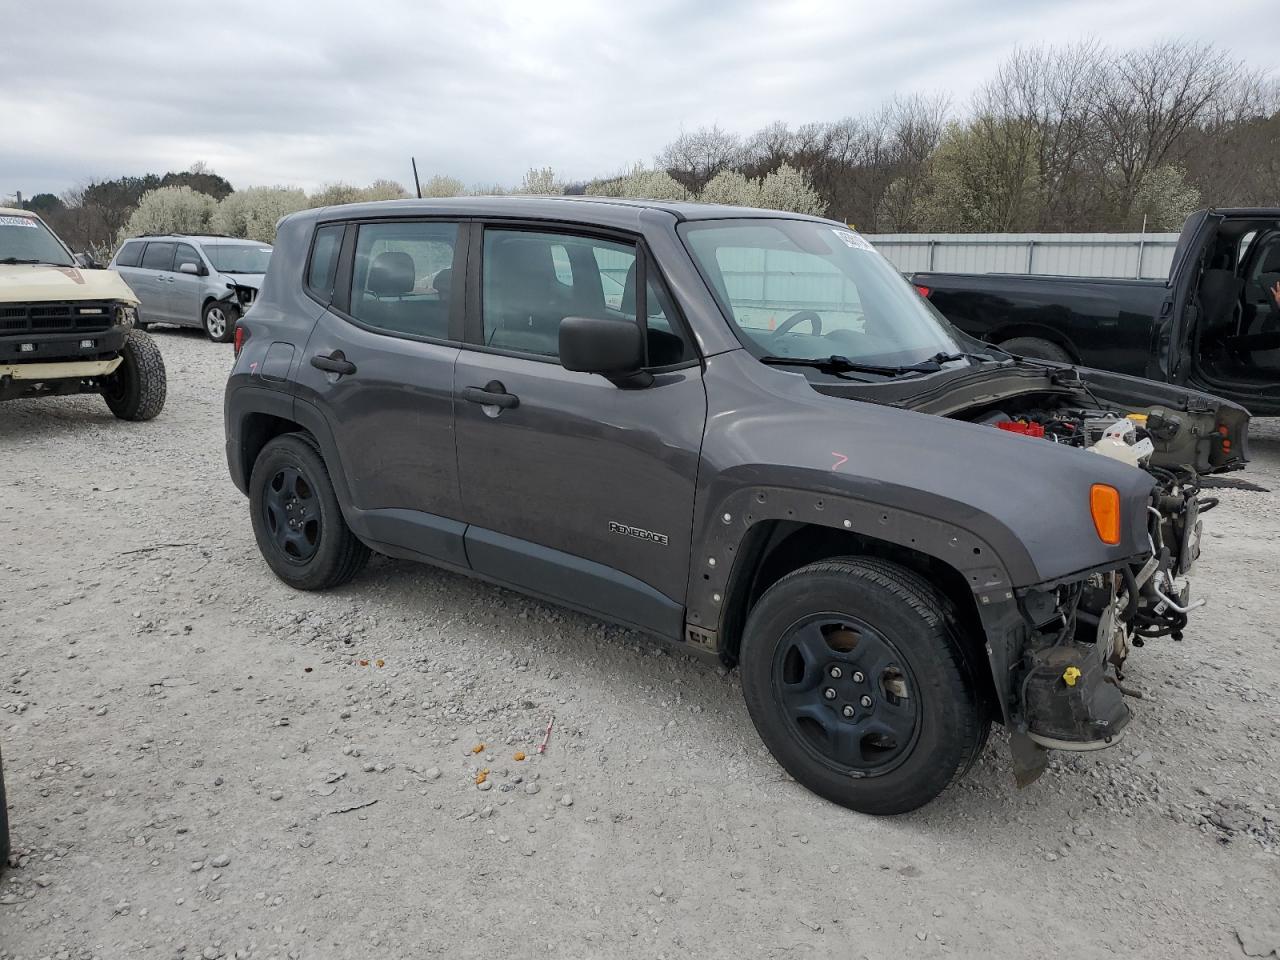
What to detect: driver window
<box><xmin>174</xmin><ymin>244</ymin><xmax>202</xmax><ymax>273</ymax></box>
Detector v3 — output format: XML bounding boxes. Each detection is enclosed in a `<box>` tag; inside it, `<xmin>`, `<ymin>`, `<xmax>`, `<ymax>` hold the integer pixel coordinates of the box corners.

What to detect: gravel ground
<box><xmin>1</xmin><ymin>329</ymin><xmax>1278</xmax><ymax>960</ymax></box>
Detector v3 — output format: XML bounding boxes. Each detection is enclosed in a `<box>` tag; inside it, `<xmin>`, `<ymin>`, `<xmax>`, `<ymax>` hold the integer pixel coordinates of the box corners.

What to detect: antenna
<box><xmin>411</xmin><ymin>157</ymin><xmax>422</xmax><ymax>199</ymax></box>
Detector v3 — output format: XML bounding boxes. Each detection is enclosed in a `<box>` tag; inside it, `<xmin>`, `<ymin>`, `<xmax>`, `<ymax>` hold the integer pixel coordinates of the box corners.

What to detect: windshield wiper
<box><xmin>0</xmin><ymin>257</ymin><xmax>49</xmax><ymax>265</ymax></box>
<box><xmin>760</xmin><ymin>353</ymin><xmax>957</xmax><ymax>378</ymax></box>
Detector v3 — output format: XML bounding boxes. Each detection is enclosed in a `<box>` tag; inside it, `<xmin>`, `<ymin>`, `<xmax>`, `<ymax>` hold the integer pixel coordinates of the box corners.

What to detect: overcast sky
<box><xmin>2</xmin><ymin>0</ymin><xmax>1275</xmax><ymax>198</ymax></box>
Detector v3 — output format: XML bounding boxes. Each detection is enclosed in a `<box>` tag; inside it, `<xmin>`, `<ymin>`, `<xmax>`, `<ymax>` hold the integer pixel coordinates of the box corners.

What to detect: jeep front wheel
<box><xmin>740</xmin><ymin>558</ymin><xmax>989</xmax><ymax>815</ymax></box>
<box><xmin>102</xmin><ymin>329</ymin><xmax>167</xmax><ymax>421</ymax></box>
<box><xmin>249</xmin><ymin>434</ymin><xmax>369</xmax><ymax>590</ymax></box>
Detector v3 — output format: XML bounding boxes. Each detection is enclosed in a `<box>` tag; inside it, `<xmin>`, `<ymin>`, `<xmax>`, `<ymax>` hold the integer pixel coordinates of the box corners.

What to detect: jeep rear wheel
<box><xmin>740</xmin><ymin>558</ymin><xmax>989</xmax><ymax>815</ymax></box>
<box><xmin>249</xmin><ymin>434</ymin><xmax>369</xmax><ymax>590</ymax></box>
<box><xmin>203</xmin><ymin>301</ymin><xmax>237</xmax><ymax>343</ymax></box>
<box><xmin>102</xmin><ymin>329</ymin><xmax>167</xmax><ymax>421</ymax></box>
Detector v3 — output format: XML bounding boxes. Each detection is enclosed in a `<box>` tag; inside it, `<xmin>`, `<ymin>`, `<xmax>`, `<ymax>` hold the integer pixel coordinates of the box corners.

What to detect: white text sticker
<box><xmin>832</xmin><ymin>228</ymin><xmax>874</xmax><ymax>252</ymax></box>
<box><xmin>0</xmin><ymin>215</ymin><xmax>38</xmax><ymax>228</ymax></box>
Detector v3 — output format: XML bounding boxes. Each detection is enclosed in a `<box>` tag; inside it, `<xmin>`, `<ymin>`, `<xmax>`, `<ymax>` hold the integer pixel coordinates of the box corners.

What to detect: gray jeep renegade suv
<box><xmin>224</xmin><ymin>196</ymin><xmax>1248</xmax><ymax>814</ymax></box>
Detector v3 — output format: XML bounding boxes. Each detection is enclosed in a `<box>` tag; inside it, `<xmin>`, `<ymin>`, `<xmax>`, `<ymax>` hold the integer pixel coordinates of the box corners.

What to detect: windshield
<box><xmin>0</xmin><ymin>213</ymin><xmax>74</xmax><ymax>267</ymax></box>
<box><xmin>680</xmin><ymin>219</ymin><xmax>961</xmax><ymax>367</ymax></box>
<box><xmin>204</xmin><ymin>242</ymin><xmax>273</xmax><ymax>274</ymax></box>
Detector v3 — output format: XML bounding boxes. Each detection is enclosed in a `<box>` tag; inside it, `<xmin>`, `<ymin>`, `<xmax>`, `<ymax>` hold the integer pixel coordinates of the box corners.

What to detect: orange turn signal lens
<box><xmin>1090</xmin><ymin>484</ymin><xmax>1121</xmax><ymax>545</ymax></box>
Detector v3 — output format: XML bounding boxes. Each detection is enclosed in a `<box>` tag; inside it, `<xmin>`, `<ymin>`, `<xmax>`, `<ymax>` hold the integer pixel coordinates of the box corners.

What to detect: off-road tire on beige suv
<box><xmin>102</xmin><ymin>329</ymin><xmax>167</xmax><ymax>421</ymax></box>
<box><xmin>740</xmin><ymin>557</ymin><xmax>990</xmax><ymax>815</ymax></box>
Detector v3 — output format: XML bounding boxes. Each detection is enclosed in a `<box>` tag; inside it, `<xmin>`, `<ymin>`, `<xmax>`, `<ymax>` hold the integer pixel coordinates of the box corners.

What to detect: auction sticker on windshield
<box><xmin>832</xmin><ymin>229</ymin><xmax>874</xmax><ymax>252</ymax></box>
<box><xmin>0</xmin><ymin>216</ymin><xmax>38</xmax><ymax>228</ymax></box>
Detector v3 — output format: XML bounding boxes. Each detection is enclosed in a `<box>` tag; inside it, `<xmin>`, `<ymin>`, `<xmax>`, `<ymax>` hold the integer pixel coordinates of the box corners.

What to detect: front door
<box><xmin>453</xmin><ymin>225</ymin><xmax>706</xmax><ymax>638</ymax></box>
<box><xmin>295</xmin><ymin>218</ymin><xmax>467</xmax><ymax>565</ymax></box>
<box><xmin>170</xmin><ymin>242</ymin><xmax>206</xmax><ymax>326</ymax></box>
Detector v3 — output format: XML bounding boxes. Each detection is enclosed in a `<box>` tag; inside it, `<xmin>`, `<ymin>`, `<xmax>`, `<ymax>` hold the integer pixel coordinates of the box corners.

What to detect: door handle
<box><xmin>310</xmin><ymin>351</ymin><xmax>357</xmax><ymax>375</ymax></box>
<box><xmin>462</xmin><ymin>381</ymin><xmax>519</xmax><ymax>410</ymax></box>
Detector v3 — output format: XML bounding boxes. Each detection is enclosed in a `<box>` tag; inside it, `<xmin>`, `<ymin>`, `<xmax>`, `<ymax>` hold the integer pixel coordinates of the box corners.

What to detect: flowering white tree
<box><xmin>514</xmin><ymin>167</ymin><xmax>564</xmax><ymax>195</ymax></box>
<box><xmin>754</xmin><ymin>164</ymin><xmax>826</xmax><ymax>216</ymax></box>
<box><xmin>592</xmin><ymin>164</ymin><xmax>689</xmax><ymax>201</ymax></box>
<box><xmin>699</xmin><ymin>170</ymin><xmax>761</xmax><ymax>207</ymax></box>
<box><xmin>210</xmin><ymin>187</ymin><xmax>308</xmax><ymax>242</ymax></box>
<box><xmin>421</xmin><ymin>175</ymin><xmax>466</xmax><ymax>198</ymax></box>
<box><xmin>118</xmin><ymin>186</ymin><xmax>216</xmax><ymax>242</ymax></box>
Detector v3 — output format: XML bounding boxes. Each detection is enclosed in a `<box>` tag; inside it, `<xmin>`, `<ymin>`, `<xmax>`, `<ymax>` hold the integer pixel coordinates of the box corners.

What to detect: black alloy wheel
<box><xmin>261</xmin><ymin>465</ymin><xmax>321</xmax><ymax>564</ymax></box>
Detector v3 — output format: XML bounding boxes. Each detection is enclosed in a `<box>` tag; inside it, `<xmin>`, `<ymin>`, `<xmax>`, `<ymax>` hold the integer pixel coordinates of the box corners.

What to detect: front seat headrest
<box><xmin>367</xmin><ymin>251</ymin><xmax>415</xmax><ymax>298</ymax></box>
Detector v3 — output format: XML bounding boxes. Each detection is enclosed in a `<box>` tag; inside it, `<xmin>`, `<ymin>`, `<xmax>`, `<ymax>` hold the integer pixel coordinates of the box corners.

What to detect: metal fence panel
<box><xmin>865</xmin><ymin>232</ymin><xmax>1180</xmax><ymax>280</ymax></box>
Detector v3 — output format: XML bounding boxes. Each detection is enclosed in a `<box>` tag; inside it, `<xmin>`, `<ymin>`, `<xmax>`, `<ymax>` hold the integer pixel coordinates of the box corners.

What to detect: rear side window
<box><xmin>347</xmin><ymin>221</ymin><xmax>459</xmax><ymax>339</ymax></box>
<box><xmin>306</xmin><ymin>224</ymin><xmax>344</xmax><ymax>300</ymax></box>
<box><xmin>140</xmin><ymin>241</ymin><xmax>175</xmax><ymax>271</ymax></box>
<box><xmin>115</xmin><ymin>241</ymin><xmax>144</xmax><ymax>267</ymax></box>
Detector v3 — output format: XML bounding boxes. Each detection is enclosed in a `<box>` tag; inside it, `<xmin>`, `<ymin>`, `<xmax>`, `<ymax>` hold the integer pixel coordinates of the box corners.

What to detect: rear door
<box><xmin>111</xmin><ymin>240</ymin><xmax>147</xmax><ymax>301</ymax></box>
<box><xmin>136</xmin><ymin>241</ymin><xmax>177</xmax><ymax>321</ymax></box>
<box><xmin>452</xmin><ymin>222</ymin><xmax>706</xmax><ymax>638</ymax></box>
<box><xmin>293</xmin><ymin>218</ymin><xmax>467</xmax><ymax>565</ymax></box>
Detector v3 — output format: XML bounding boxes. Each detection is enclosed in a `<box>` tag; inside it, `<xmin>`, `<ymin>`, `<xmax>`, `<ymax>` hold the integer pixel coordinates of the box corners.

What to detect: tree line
<box><xmin>9</xmin><ymin>38</ymin><xmax>1276</xmax><ymax>254</ymax></box>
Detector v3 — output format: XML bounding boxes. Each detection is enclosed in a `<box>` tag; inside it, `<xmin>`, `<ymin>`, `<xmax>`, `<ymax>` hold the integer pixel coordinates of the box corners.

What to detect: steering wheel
<box><xmin>773</xmin><ymin>310</ymin><xmax>822</xmax><ymax>337</ymax></box>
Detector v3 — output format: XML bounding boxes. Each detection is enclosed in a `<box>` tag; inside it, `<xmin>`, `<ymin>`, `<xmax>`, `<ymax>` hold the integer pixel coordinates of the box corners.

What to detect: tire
<box><xmin>1</xmin><ymin>745</ymin><xmax>10</xmax><ymax>870</ymax></box>
<box><xmin>1000</xmin><ymin>336</ymin><xmax>1072</xmax><ymax>363</ymax></box>
<box><xmin>248</xmin><ymin>433</ymin><xmax>369</xmax><ymax>590</ymax></box>
<box><xmin>202</xmin><ymin>301</ymin><xmax>237</xmax><ymax>343</ymax></box>
<box><xmin>740</xmin><ymin>557</ymin><xmax>989</xmax><ymax>816</ymax></box>
<box><xmin>102</xmin><ymin>329</ymin><xmax>167</xmax><ymax>421</ymax></box>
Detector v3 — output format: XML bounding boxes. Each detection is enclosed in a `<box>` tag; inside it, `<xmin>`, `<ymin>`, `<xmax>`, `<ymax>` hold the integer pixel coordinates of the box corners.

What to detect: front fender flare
<box><xmin>687</xmin><ymin>485</ymin><xmax>1029</xmax><ymax>724</ymax></box>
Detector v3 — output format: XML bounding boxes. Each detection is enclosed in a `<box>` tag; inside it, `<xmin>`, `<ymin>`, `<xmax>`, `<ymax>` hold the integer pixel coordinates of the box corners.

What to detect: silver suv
<box><xmin>110</xmin><ymin>234</ymin><xmax>272</xmax><ymax>342</ymax></box>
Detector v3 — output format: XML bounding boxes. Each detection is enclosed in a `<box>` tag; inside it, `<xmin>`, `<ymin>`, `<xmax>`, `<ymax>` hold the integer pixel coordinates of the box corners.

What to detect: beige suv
<box><xmin>1</xmin><ymin>208</ymin><xmax>165</xmax><ymax>419</ymax></box>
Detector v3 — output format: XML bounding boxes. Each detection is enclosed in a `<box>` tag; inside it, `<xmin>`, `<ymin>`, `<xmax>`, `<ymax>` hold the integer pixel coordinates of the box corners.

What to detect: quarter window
<box><xmin>348</xmin><ymin>221</ymin><xmax>459</xmax><ymax>339</ymax></box>
<box><xmin>307</xmin><ymin>224</ymin><xmax>344</xmax><ymax>300</ymax></box>
<box><xmin>481</xmin><ymin>229</ymin><xmax>692</xmax><ymax>365</ymax></box>
<box><xmin>140</xmin><ymin>241</ymin><xmax>175</xmax><ymax>271</ymax></box>
<box><xmin>115</xmin><ymin>241</ymin><xmax>144</xmax><ymax>267</ymax></box>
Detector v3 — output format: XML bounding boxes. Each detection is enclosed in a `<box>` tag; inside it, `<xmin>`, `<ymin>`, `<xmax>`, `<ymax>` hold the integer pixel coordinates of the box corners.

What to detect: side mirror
<box><xmin>73</xmin><ymin>252</ymin><xmax>103</xmax><ymax>270</ymax></box>
<box><xmin>559</xmin><ymin>316</ymin><xmax>651</xmax><ymax>386</ymax></box>
<box><xmin>178</xmin><ymin>262</ymin><xmax>201</xmax><ymax>276</ymax></box>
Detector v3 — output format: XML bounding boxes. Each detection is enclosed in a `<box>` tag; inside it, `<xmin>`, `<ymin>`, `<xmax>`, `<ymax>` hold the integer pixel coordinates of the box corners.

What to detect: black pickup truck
<box><xmin>912</xmin><ymin>208</ymin><xmax>1280</xmax><ymax>416</ymax></box>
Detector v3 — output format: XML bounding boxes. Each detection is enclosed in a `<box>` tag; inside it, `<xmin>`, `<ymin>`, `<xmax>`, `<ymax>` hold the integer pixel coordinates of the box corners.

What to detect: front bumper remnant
<box><xmin>0</xmin><ymin>357</ymin><xmax>123</xmax><ymax>380</ymax></box>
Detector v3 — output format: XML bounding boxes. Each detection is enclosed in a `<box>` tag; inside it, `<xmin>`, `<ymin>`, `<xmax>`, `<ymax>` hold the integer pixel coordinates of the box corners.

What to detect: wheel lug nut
<box><xmin>860</xmin><ymin>695</ymin><xmax>873</xmax><ymax>708</ymax></box>
<box><xmin>842</xmin><ymin>705</ymin><xmax>855</xmax><ymax>718</ymax></box>
<box><xmin>823</xmin><ymin>687</ymin><xmax>837</xmax><ymax>700</ymax></box>
<box><xmin>851</xmin><ymin>671</ymin><xmax>865</xmax><ymax>683</ymax></box>
<box><xmin>829</xmin><ymin>666</ymin><xmax>842</xmax><ymax>679</ymax></box>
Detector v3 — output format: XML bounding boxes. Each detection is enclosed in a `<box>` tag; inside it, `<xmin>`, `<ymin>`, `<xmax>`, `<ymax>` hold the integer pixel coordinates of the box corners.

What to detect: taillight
<box><xmin>234</xmin><ymin>324</ymin><xmax>248</xmax><ymax>357</ymax></box>
<box><xmin>914</xmin><ymin>284</ymin><xmax>931</xmax><ymax>298</ymax></box>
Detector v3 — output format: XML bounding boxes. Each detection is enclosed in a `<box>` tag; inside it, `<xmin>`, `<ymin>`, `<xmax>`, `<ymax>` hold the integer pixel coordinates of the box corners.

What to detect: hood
<box><xmin>220</xmin><ymin>273</ymin><xmax>264</xmax><ymax>290</ymax></box>
<box><xmin>0</xmin><ymin>263</ymin><xmax>139</xmax><ymax>305</ymax></box>
<box><xmin>700</xmin><ymin>349</ymin><xmax>1159</xmax><ymax>589</ymax></box>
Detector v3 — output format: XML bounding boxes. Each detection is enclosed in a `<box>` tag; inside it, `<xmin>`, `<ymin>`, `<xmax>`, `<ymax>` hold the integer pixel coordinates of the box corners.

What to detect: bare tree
<box><xmin>657</xmin><ymin>125</ymin><xmax>744</xmax><ymax>192</ymax></box>
<box><xmin>1090</xmin><ymin>40</ymin><xmax>1250</xmax><ymax>226</ymax></box>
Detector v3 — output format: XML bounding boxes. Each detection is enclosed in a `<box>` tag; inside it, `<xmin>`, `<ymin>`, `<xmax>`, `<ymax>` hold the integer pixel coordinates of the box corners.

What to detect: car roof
<box><xmin>0</xmin><ymin>206</ymin><xmax>40</xmax><ymax>218</ymax></box>
<box><xmin>296</xmin><ymin>195</ymin><xmax>841</xmax><ymax>231</ymax></box>
<box><xmin>122</xmin><ymin>234</ymin><xmax>270</xmax><ymax>244</ymax></box>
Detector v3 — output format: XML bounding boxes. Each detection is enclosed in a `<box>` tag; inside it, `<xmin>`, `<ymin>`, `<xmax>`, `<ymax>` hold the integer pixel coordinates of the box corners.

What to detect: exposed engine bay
<box><xmin>966</xmin><ymin>395</ymin><xmax>1217</xmax><ymax>758</ymax></box>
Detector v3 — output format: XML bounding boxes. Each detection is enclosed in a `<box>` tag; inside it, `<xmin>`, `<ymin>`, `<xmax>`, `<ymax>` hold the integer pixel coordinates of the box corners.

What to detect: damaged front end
<box><xmin>1003</xmin><ymin>466</ymin><xmax>1210</xmax><ymax>785</ymax></box>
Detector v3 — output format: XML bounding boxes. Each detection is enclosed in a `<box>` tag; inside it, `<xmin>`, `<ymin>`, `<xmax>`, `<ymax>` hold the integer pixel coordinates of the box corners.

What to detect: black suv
<box><xmin>225</xmin><ymin>197</ymin><xmax>1247</xmax><ymax>814</ymax></box>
